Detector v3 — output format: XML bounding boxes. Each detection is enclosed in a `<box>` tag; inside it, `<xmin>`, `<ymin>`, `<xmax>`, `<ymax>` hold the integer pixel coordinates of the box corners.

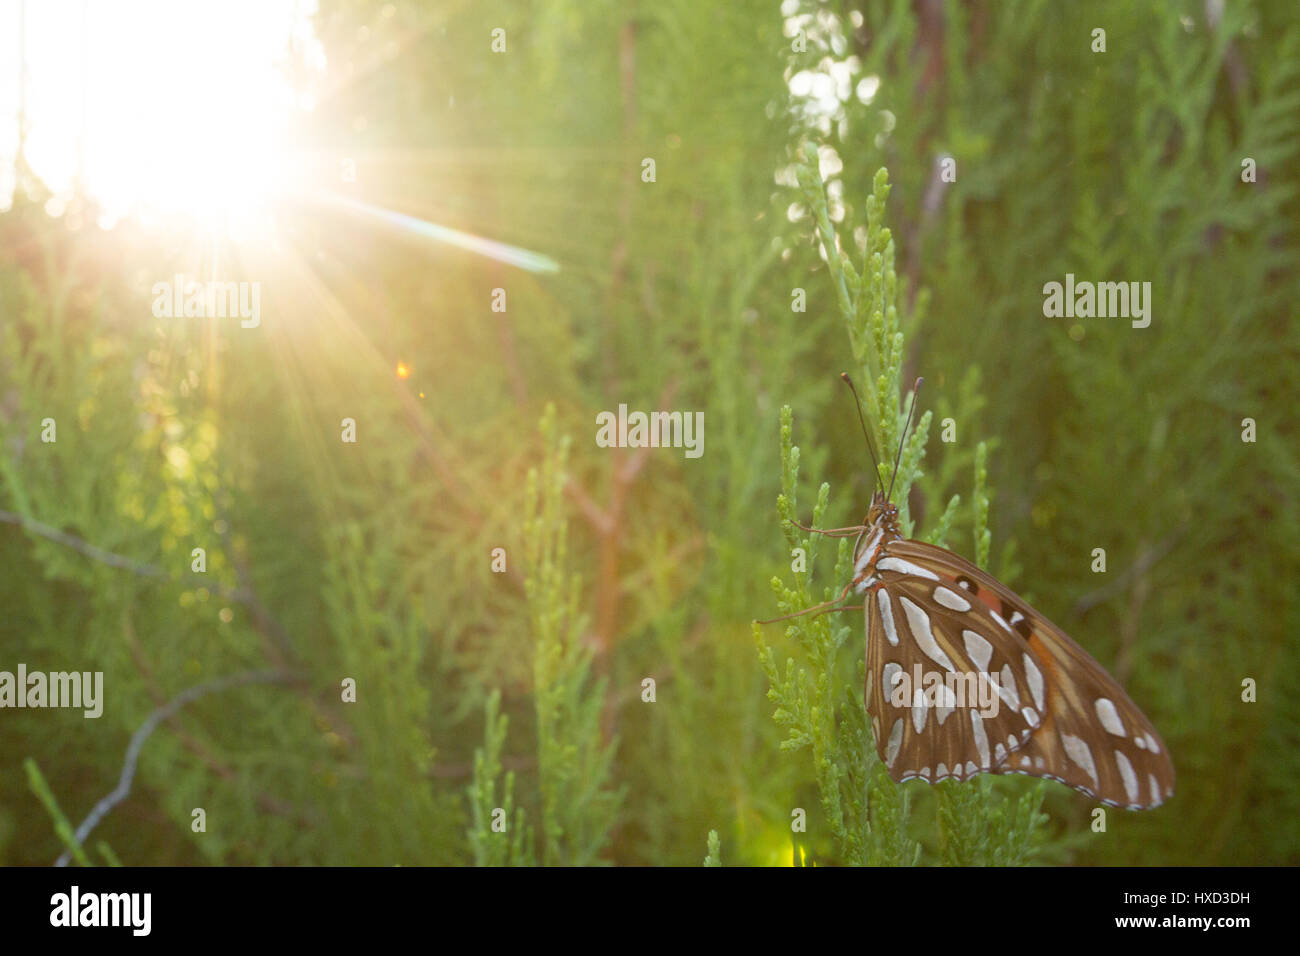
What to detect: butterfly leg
<box><xmin>786</xmin><ymin>518</ymin><xmax>867</xmax><ymax>537</ymax></box>
<box><xmin>757</xmin><ymin>602</ymin><xmax>865</xmax><ymax>625</ymax></box>
<box><xmin>756</xmin><ymin>580</ymin><xmax>861</xmax><ymax>625</ymax></box>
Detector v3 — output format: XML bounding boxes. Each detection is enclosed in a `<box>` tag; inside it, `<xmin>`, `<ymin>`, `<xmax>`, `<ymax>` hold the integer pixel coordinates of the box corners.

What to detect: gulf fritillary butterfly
<box><xmin>778</xmin><ymin>375</ymin><xmax>1174</xmax><ymax>809</ymax></box>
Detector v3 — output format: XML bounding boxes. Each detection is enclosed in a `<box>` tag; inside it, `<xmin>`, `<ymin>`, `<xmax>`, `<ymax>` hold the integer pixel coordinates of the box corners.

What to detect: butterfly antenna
<box><xmin>887</xmin><ymin>377</ymin><xmax>923</xmax><ymax>502</ymax></box>
<box><xmin>840</xmin><ymin>373</ymin><xmax>883</xmax><ymax>493</ymax></box>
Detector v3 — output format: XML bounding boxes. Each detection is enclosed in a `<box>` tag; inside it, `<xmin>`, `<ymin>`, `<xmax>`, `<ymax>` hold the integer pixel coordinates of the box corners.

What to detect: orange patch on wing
<box><xmin>1026</xmin><ymin>632</ymin><xmax>1058</xmax><ymax>681</ymax></box>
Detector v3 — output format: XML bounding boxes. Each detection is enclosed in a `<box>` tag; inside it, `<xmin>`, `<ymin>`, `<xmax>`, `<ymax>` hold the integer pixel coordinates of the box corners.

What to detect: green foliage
<box><xmin>24</xmin><ymin>759</ymin><xmax>93</xmax><ymax>867</ymax></box>
<box><xmin>935</xmin><ymin>778</ymin><xmax>1048</xmax><ymax>867</ymax></box>
<box><xmin>784</xmin><ymin>0</ymin><xmax>1300</xmax><ymax>864</ymax></box>
<box><xmin>703</xmin><ymin>829</ymin><xmax>721</xmax><ymax>867</ymax></box>
<box><xmin>758</xmin><ymin>157</ymin><xmax>1047</xmax><ymax>865</ymax></box>
<box><xmin>522</xmin><ymin>407</ymin><xmax>621</xmax><ymax>865</ymax></box>
<box><xmin>1</xmin><ymin>0</ymin><xmax>1296</xmax><ymax>867</ymax></box>
<box><xmin>756</xmin><ymin>406</ymin><xmax>921</xmax><ymax>866</ymax></box>
<box><xmin>466</xmin><ymin>690</ymin><xmax>532</xmax><ymax>866</ymax></box>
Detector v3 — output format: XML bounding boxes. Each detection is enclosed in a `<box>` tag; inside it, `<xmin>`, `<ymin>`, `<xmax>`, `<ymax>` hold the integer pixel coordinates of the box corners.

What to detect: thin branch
<box><xmin>0</xmin><ymin>508</ymin><xmax>249</xmax><ymax>603</ymax></box>
<box><xmin>122</xmin><ymin>610</ymin><xmax>304</xmax><ymax>821</ymax></box>
<box><xmin>55</xmin><ymin>669</ymin><xmax>298</xmax><ymax>867</ymax></box>
<box><xmin>395</xmin><ymin>383</ymin><xmax>485</xmax><ymax>527</ymax></box>
<box><xmin>1072</xmin><ymin>526</ymin><xmax>1186</xmax><ymax>616</ymax></box>
<box><xmin>609</xmin><ymin>620</ymin><xmax>709</xmax><ymax>710</ymax></box>
<box><xmin>1115</xmin><ymin>540</ymin><xmax>1154</xmax><ymax>686</ymax></box>
<box><xmin>2</xmin><ymin>506</ymin><xmax>304</xmax><ymax>680</ymax></box>
<box><xmin>562</xmin><ymin>379</ymin><xmax>677</xmax><ymax>746</ymax></box>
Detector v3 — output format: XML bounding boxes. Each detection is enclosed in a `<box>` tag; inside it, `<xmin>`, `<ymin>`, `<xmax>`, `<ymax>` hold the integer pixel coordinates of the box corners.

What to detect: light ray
<box><xmin>308</xmin><ymin>191</ymin><xmax>560</xmax><ymax>274</ymax></box>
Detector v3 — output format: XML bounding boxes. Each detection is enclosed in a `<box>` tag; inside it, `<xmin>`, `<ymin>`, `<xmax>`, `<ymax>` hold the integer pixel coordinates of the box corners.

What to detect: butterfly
<box><xmin>780</xmin><ymin>375</ymin><xmax>1174</xmax><ymax>809</ymax></box>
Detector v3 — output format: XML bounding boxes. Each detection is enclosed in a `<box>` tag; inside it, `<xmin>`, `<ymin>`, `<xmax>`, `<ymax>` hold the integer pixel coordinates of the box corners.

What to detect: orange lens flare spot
<box><xmin>396</xmin><ymin>362</ymin><xmax>411</xmax><ymax>379</ymax></box>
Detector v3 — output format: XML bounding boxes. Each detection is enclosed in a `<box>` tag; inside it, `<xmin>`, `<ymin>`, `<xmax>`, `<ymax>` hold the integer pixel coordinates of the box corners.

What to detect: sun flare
<box><xmin>2</xmin><ymin>0</ymin><xmax>322</xmax><ymax>231</ymax></box>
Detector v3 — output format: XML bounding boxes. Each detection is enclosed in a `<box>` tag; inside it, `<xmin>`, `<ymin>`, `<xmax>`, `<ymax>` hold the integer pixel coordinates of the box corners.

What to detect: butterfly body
<box><xmin>850</xmin><ymin>490</ymin><xmax>1174</xmax><ymax>809</ymax></box>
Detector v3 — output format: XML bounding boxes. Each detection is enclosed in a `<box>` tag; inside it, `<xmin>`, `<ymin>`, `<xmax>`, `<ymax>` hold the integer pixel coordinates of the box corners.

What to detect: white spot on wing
<box><xmin>970</xmin><ymin>711</ymin><xmax>990</xmax><ymax>767</ymax></box>
<box><xmin>1095</xmin><ymin>698</ymin><xmax>1126</xmax><ymax>736</ymax></box>
<box><xmin>1023</xmin><ymin>653</ymin><xmax>1045</xmax><ymax>710</ymax></box>
<box><xmin>962</xmin><ymin>630</ymin><xmax>993</xmax><ymax>671</ymax></box>
<box><xmin>934</xmin><ymin>586</ymin><xmax>971</xmax><ymax>611</ymax></box>
<box><xmin>882</xmin><ymin>662</ymin><xmax>902</xmax><ymax>701</ymax></box>
<box><xmin>899</xmin><ymin>596</ymin><xmax>956</xmax><ymax>672</ymax></box>
<box><xmin>912</xmin><ymin>699</ymin><xmax>927</xmax><ymax>734</ymax></box>
<box><xmin>1061</xmin><ymin>733</ymin><xmax>1099</xmax><ymax>786</ymax></box>
<box><xmin>998</xmin><ymin>664</ymin><xmax>1020</xmax><ymax>710</ymax></box>
<box><xmin>1114</xmin><ymin>750</ymin><xmax>1139</xmax><ymax>803</ymax></box>
<box><xmin>877</xmin><ymin>556</ymin><xmax>940</xmax><ymax>581</ymax></box>
<box><xmin>885</xmin><ymin>719</ymin><xmax>904</xmax><ymax>767</ymax></box>
<box><xmin>877</xmin><ymin>589</ymin><xmax>899</xmax><ymax>646</ymax></box>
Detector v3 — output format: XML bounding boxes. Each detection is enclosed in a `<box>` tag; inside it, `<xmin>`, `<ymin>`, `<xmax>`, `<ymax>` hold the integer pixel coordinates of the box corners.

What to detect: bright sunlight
<box><xmin>0</xmin><ymin>0</ymin><xmax>321</xmax><ymax>231</ymax></box>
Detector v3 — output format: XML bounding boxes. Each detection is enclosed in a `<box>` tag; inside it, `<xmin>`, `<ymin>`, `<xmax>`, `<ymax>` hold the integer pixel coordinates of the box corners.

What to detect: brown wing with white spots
<box><xmin>882</xmin><ymin>539</ymin><xmax>1175</xmax><ymax>809</ymax></box>
<box><xmin>864</xmin><ymin>550</ymin><xmax>1046</xmax><ymax>786</ymax></box>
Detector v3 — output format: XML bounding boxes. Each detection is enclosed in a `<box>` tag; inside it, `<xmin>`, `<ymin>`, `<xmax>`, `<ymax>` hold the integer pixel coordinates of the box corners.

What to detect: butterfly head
<box><xmin>865</xmin><ymin>490</ymin><xmax>901</xmax><ymax>534</ymax></box>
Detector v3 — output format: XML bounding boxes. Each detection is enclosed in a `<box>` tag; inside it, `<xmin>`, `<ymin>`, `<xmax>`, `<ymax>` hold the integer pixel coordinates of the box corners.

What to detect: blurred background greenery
<box><xmin>1</xmin><ymin>0</ymin><xmax>1297</xmax><ymax>865</ymax></box>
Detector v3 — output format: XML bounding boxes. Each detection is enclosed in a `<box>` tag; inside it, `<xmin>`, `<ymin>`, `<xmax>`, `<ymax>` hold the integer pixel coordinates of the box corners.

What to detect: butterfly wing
<box><xmin>869</xmin><ymin>538</ymin><xmax>1175</xmax><ymax>809</ymax></box>
<box><xmin>865</xmin><ymin>549</ymin><xmax>1042</xmax><ymax>784</ymax></box>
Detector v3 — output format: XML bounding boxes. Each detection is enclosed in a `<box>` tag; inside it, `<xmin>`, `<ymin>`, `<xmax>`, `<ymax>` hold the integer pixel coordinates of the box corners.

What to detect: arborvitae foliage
<box><xmin>521</xmin><ymin>407</ymin><xmax>621</xmax><ymax>865</ymax></box>
<box><xmin>757</xmin><ymin>159</ymin><xmax>1048</xmax><ymax>865</ymax></box>
<box><xmin>702</xmin><ymin>829</ymin><xmax>721</xmax><ymax>867</ymax></box>
<box><xmin>466</xmin><ymin>690</ymin><xmax>532</xmax><ymax>866</ymax></box>
<box><xmin>1</xmin><ymin>0</ymin><xmax>1296</xmax><ymax>866</ymax></box>
<box><xmin>781</xmin><ymin>0</ymin><xmax>1300</xmax><ymax>864</ymax></box>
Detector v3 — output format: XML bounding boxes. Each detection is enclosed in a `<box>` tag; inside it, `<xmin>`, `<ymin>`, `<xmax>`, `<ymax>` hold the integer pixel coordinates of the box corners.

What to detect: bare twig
<box><xmin>1115</xmin><ymin>541</ymin><xmax>1154</xmax><ymax>686</ymax></box>
<box><xmin>566</xmin><ymin>379</ymin><xmax>679</xmax><ymax>657</ymax></box>
<box><xmin>1072</xmin><ymin>526</ymin><xmax>1186</xmax><ymax>616</ymax></box>
<box><xmin>121</xmin><ymin>610</ymin><xmax>304</xmax><ymax>821</ymax></box>
<box><xmin>0</xmin><ymin>508</ymin><xmax>249</xmax><ymax>603</ymax></box>
<box><xmin>610</xmin><ymin>620</ymin><xmax>709</xmax><ymax>710</ymax></box>
<box><xmin>394</xmin><ymin>384</ymin><xmax>485</xmax><ymax>527</ymax></box>
<box><xmin>211</xmin><ymin>492</ymin><xmax>295</xmax><ymax>668</ymax></box>
<box><xmin>55</xmin><ymin>669</ymin><xmax>298</xmax><ymax>867</ymax></box>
